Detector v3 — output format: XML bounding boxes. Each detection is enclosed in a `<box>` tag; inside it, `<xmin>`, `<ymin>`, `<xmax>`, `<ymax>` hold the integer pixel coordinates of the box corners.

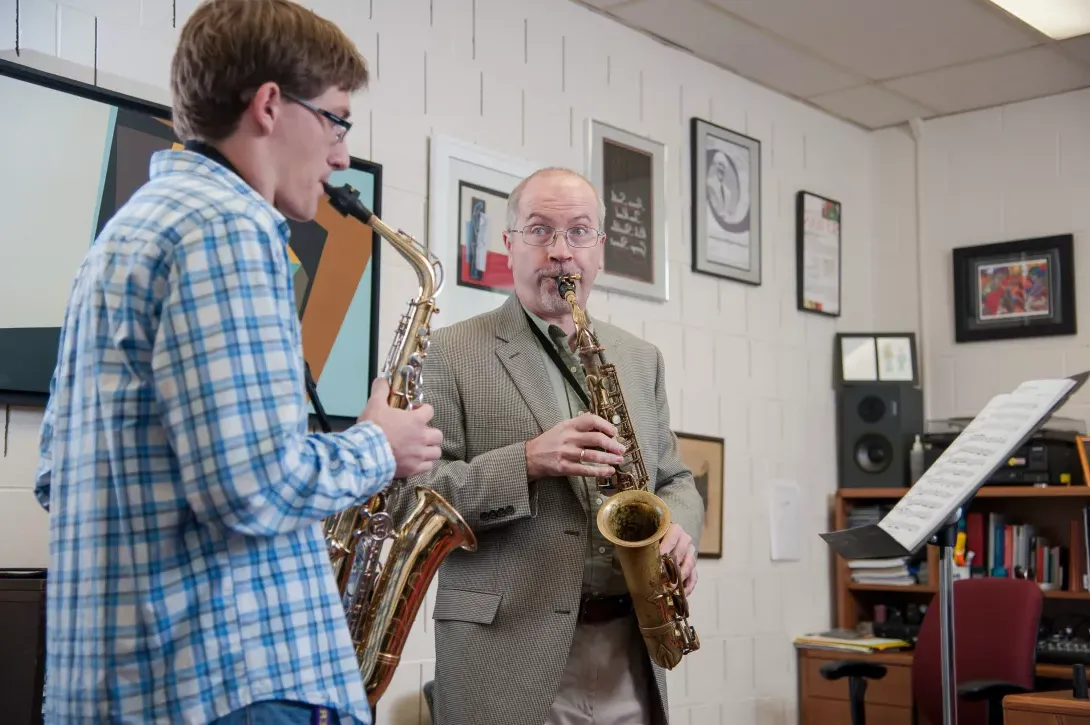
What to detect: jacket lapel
<box><xmin>494</xmin><ymin>296</ymin><xmax>564</xmax><ymax>436</ymax></box>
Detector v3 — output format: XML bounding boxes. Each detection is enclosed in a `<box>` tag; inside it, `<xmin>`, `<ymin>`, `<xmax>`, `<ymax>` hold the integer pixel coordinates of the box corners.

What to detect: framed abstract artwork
<box><xmin>690</xmin><ymin>117</ymin><xmax>761</xmax><ymax>286</ymax></box>
<box><xmin>674</xmin><ymin>431</ymin><xmax>724</xmax><ymax>559</ymax></box>
<box><xmin>587</xmin><ymin>119</ymin><xmax>669</xmax><ymax>302</ymax></box>
<box><xmin>427</xmin><ymin>134</ymin><xmax>539</xmax><ymax>328</ymax></box>
<box><xmin>951</xmin><ymin>234</ymin><xmax>1076</xmax><ymax>343</ymax></box>
<box><xmin>0</xmin><ymin>58</ymin><xmax>382</xmax><ymax>430</ymax></box>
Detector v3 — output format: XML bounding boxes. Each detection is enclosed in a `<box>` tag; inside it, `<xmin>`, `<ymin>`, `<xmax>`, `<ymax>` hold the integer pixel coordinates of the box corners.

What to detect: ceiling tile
<box><xmin>705</xmin><ymin>0</ymin><xmax>1043</xmax><ymax>80</ymax></box>
<box><xmin>884</xmin><ymin>46</ymin><xmax>1090</xmax><ymax>114</ymax></box>
<box><xmin>807</xmin><ymin>84</ymin><xmax>937</xmax><ymax>129</ymax></box>
<box><xmin>611</xmin><ymin>0</ymin><xmax>864</xmax><ymax>97</ymax></box>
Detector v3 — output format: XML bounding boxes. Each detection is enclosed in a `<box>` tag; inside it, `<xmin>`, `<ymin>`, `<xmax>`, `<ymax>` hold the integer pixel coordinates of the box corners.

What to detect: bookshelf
<box><xmin>831</xmin><ymin>485</ymin><xmax>1090</xmax><ymax>632</ymax></box>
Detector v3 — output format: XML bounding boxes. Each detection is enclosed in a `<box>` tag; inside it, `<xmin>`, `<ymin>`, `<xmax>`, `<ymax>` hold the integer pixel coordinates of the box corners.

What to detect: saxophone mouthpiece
<box><xmin>557</xmin><ymin>273</ymin><xmax>582</xmax><ymax>298</ymax></box>
<box><xmin>324</xmin><ymin>181</ymin><xmax>375</xmax><ymax>225</ymax></box>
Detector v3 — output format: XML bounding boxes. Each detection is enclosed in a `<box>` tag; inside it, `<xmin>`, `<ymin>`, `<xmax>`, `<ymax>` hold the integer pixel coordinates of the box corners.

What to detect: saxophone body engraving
<box><xmin>557</xmin><ymin>274</ymin><xmax>699</xmax><ymax>670</ymax></box>
<box><xmin>321</xmin><ymin>182</ymin><xmax>477</xmax><ymax>707</ymax></box>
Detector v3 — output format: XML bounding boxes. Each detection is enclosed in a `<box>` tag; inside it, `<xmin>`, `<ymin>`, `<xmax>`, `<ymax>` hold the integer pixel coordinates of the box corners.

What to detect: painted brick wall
<box><xmin>907</xmin><ymin>89</ymin><xmax>1090</xmax><ymax>425</ymax></box>
<box><xmin>0</xmin><ymin>0</ymin><xmax>881</xmax><ymax>723</ymax></box>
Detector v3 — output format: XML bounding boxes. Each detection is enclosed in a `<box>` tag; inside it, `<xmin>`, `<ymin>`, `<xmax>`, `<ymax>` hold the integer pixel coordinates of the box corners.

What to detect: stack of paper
<box><xmin>848</xmin><ymin>557</ymin><xmax>916</xmax><ymax>586</ymax></box>
<box><xmin>794</xmin><ymin>631</ymin><xmax>911</xmax><ymax>653</ymax></box>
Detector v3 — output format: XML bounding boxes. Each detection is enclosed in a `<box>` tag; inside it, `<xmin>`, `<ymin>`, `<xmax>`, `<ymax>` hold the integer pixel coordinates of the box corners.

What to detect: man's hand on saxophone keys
<box><xmin>524</xmin><ymin>412</ymin><xmax>626</xmax><ymax>481</ymax></box>
<box><xmin>660</xmin><ymin>523</ymin><xmax>699</xmax><ymax>596</ymax></box>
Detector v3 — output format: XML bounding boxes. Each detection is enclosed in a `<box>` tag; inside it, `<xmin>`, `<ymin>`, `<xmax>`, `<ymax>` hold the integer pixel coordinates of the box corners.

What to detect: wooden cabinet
<box><xmin>1004</xmin><ymin>690</ymin><xmax>1090</xmax><ymax>725</ymax></box>
<box><xmin>797</xmin><ymin>646</ymin><xmax>916</xmax><ymax>725</ymax></box>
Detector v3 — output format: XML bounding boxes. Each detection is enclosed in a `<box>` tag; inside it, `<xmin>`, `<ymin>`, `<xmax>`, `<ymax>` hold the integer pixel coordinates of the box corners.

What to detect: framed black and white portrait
<box><xmin>690</xmin><ymin>117</ymin><xmax>761</xmax><ymax>286</ymax></box>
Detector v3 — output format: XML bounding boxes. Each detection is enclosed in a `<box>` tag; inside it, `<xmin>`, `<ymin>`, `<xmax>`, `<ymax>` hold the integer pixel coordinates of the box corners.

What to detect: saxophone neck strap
<box><xmin>524</xmin><ymin>310</ymin><xmax>591</xmax><ymax>411</ymax></box>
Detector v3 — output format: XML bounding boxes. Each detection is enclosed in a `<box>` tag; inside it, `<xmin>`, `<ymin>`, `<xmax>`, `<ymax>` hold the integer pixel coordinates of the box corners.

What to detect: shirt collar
<box><xmin>148</xmin><ymin>148</ymin><xmax>291</xmax><ymax>239</ymax></box>
<box><xmin>520</xmin><ymin>300</ymin><xmax>596</xmax><ymax>347</ymax></box>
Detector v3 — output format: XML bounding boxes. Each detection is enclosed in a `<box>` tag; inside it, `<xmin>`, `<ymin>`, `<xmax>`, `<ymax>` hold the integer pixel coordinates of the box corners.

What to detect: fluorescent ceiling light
<box><xmin>985</xmin><ymin>0</ymin><xmax>1090</xmax><ymax>40</ymax></box>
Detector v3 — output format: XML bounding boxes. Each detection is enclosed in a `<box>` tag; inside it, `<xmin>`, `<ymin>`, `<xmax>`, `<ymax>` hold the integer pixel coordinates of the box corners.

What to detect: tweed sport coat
<box><xmin>385</xmin><ymin>293</ymin><xmax>705</xmax><ymax>725</ymax></box>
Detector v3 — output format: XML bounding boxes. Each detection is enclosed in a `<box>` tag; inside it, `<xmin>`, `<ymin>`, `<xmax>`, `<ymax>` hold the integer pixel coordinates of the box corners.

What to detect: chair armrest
<box><xmin>819</xmin><ymin>660</ymin><xmax>889</xmax><ymax>682</ymax></box>
<box><xmin>957</xmin><ymin>680</ymin><xmax>1030</xmax><ymax>702</ymax></box>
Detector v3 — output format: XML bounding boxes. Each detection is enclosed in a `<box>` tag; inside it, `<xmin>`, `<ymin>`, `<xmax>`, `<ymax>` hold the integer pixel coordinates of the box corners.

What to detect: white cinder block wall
<box><xmin>0</xmin><ymin>0</ymin><xmax>884</xmax><ymax>723</ymax></box>
<box><xmin>877</xmin><ymin>89</ymin><xmax>1090</xmax><ymax>425</ymax></box>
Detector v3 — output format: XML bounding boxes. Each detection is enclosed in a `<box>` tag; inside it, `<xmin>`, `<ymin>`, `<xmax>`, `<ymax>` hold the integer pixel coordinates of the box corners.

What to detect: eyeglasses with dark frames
<box><xmin>508</xmin><ymin>223</ymin><xmax>604</xmax><ymax>248</ymax></box>
<box><xmin>284</xmin><ymin>93</ymin><xmax>353</xmax><ymax>143</ymax></box>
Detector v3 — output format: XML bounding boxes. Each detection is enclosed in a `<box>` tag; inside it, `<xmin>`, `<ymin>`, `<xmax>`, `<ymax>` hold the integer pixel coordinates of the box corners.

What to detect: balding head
<box><xmin>506</xmin><ymin>167</ymin><xmax>606</xmax><ymax>233</ymax></box>
<box><xmin>501</xmin><ymin>166</ymin><xmax>607</xmax><ymax>323</ymax></box>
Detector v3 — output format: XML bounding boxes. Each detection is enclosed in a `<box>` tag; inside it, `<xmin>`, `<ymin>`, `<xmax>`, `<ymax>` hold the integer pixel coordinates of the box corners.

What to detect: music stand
<box><xmin>821</xmin><ymin>371</ymin><xmax>1089</xmax><ymax>725</ymax></box>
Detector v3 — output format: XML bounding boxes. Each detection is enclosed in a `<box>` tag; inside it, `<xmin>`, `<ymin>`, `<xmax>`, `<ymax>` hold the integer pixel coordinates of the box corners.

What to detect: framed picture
<box><xmin>587</xmin><ymin>119</ymin><xmax>669</xmax><ymax>302</ymax></box>
<box><xmin>690</xmin><ymin>117</ymin><xmax>761</xmax><ymax>286</ymax></box>
<box><xmin>674</xmin><ymin>431</ymin><xmax>724</xmax><ymax>559</ymax></box>
<box><xmin>796</xmin><ymin>190</ymin><xmax>842</xmax><ymax>316</ymax></box>
<box><xmin>0</xmin><ymin>58</ymin><xmax>382</xmax><ymax>431</ymax></box>
<box><xmin>428</xmin><ymin>134</ymin><xmax>539</xmax><ymax>328</ymax></box>
<box><xmin>834</xmin><ymin>332</ymin><xmax>918</xmax><ymax>386</ymax></box>
<box><xmin>952</xmin><ymin>234</ymin><xmax>1076</xmax><ymax>343</ymax></box>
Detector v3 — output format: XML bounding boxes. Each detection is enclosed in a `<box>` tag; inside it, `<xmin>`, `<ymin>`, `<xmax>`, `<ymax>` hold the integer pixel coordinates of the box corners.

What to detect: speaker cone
<box><xmin>853</xmin><ymin>433</ymin><xmax>893</xmax><ymax>473</ymax></box>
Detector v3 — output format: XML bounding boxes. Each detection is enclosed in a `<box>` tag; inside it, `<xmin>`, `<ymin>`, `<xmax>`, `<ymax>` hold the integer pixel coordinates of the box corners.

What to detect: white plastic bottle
<box><xmin>909</xmin><ymin>434</ymin><xmax>925</xmax><ymax>484</ymax></box>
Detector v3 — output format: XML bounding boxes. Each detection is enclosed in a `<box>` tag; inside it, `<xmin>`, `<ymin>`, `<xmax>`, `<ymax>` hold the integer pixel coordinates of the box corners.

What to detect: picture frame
<box><xmin>427</xmin><ymin>133</ymin><xmax>539</xmax><ymax>328</ymax></box>
<box><xmin>0</xmin><ymin>58</ymin><xmax>383</xmax><ymax>431</ymax></box>
<box><xmin>586</xmin><ymin>119</ymin><xmax>669</xmax><ymax>302</ymax></box>
<box><xmin>674</xmin><ymin>431</ymin><xmax>724</xmax><ymax>559</ymax></box>
<box><xmin>834</xmin><ymin>332</ymin><xmax>918</xmax><ymax>386</ymax></box>
<box><xmin>796</xmin><ymin>190</ymin><xmax>842</xmax><ymax>317</ymax></box>
<box><xmin>952</xmin><ymin>234</ymin><xmax>1076</xmax><ymax>343</ymax></box>
<box><xmin>690</xmin><ymin>117</ymin><xmax>761</xmax><ymax>286</ymax></box>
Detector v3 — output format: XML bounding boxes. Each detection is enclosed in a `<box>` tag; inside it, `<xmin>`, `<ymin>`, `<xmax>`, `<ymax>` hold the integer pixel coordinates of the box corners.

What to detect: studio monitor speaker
<box><xmin>837</xmin><ymin>384</ymin><xmax>923</xmax><ymax>489</ymax></box>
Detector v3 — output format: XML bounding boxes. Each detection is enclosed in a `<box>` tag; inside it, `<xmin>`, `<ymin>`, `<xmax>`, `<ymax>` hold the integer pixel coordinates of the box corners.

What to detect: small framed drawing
<box><xmin>690</xmin><ymin>117</ymin><xmax>761</xmax><ymax>286</ymax></box>
<box><xmin>834</xmin><ymin>332</ymin><xmax>918</xmax><ymax>386</ymax></box>
<box><xmin>796</xmin><ymin>190</ymin><xmax>841</xmax><ymax>316</ymax></box>
<box><xmin>674</xmin><ymin>431</ymin><xmax>724</xmax><ymax>559</ymax></box>
<box><xmin>586</xmin><ymin>119</ymin><xmax>669</xmax><ymax>302</ymax></box>
<box><xmin>952</xmin><ymin>234</ymin><xmax>1076</xmax><ymax>343</ymax></box>
<box><xmin>427</xmin><ymin>134</ymin><xmax>539</xmax><ymax>328</ymax></box>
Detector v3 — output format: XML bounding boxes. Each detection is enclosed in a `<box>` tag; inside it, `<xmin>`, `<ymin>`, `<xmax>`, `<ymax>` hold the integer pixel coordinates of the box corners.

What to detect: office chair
<box><xmin>820</xmin><ymin>577</ymin><xmax>1043</xmax><ymax>725</ymax></box>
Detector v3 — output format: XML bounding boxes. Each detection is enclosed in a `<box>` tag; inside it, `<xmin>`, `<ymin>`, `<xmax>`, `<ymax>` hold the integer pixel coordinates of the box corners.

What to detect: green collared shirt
<box><xmin>521</xmin><ymin>303</ymin><xmax>628</xmax><ymax>597</ymax></box>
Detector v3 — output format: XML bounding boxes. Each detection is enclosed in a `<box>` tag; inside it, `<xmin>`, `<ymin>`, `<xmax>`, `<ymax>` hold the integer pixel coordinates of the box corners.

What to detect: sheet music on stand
<box><xmin>822</xmin><ymin>371</ymin><xmax>1090</xmax><ymax>560</ymax></box>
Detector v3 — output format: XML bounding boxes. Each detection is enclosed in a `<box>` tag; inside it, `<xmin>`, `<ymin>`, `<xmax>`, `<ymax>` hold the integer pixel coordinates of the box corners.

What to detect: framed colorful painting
<box><xmin>427</xmin><ymin>134</ymin><xmax>540</xmax><ymax>327</ymax></box>
<box><xmin>952</xmin><ymin>234</ymin><xmax>1076</xmax><ymax>343</ymax></box>
<box><xmin>0</xmin><ymin>58</ymin><xmax>382</xmax><ymax>430</ymax></box>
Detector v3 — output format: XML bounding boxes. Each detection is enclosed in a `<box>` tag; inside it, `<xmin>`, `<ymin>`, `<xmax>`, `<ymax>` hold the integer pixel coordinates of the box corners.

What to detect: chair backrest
<box><xmin>911</xmin><ymin>577</ymin><xmax>1043</xmax><ymax>725</ymax></box>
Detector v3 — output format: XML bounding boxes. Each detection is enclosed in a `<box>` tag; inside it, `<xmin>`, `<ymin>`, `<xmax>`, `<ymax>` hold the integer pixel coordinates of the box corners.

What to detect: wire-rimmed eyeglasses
<box><xmin>508</xmin><ymin>224</ymin><xmax>604</xmax><ymax>248</ymax></box>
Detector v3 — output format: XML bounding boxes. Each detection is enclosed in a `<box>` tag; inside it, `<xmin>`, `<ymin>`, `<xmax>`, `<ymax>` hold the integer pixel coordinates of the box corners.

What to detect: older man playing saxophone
<box><xmin>386</xmin><ymin>167</ymin><xmax>704</xmax><ymax>725</ymax></box>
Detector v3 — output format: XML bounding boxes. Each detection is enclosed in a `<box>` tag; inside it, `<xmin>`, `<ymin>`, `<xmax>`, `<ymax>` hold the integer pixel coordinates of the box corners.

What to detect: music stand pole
<box><xmin>933</xmin><ymin>507</ymin><xmax>962</xmax><ymax>725</ymax></box>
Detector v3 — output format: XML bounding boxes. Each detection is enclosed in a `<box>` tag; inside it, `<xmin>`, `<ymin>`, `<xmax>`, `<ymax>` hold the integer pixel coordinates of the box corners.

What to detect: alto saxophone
<box><xmin>557</xmin><ymin>274</ymin><xmax>699</xmax><ymax>670</ymax></box>
<box><xmin>319</xmin><ymin>182</ymin><xmax>478</xmax><ymax>707</ymax></box>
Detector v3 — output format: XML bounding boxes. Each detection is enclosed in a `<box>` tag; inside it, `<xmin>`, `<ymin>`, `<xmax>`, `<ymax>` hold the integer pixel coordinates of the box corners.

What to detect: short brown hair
<box><xmin>170</xmin><ymin>0</ymin><xmax>369</xmax><ymax>141</ymax></box>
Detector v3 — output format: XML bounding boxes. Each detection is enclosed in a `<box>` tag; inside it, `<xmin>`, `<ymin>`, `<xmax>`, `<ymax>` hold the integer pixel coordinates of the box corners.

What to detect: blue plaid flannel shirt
<box><xmin>34</xmin><ymin>149</ymin><xmax>395</xmax><ymax>724</ymax></box>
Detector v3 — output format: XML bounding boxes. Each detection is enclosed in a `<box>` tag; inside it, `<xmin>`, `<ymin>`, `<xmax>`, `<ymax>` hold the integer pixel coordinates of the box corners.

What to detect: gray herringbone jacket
<box><xmin>386</xmin><ymin>294</ymin><xmax>705</xmax><ymax>725</ymax></box>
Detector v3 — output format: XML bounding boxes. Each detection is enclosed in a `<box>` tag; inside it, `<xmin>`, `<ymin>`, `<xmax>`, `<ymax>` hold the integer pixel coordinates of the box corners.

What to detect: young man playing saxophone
<box><xmin>33</xmin><ymin>2</ymin><xmax>441</xmax><ymax>723</ymax></box>
<box><xmin>387</xmin><ymin>167</ymin><xmax>704</xmax><ymax>725</ymax></box>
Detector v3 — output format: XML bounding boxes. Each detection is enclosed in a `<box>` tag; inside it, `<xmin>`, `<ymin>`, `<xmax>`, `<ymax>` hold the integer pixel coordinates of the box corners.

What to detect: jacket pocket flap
<box><xmin>432</xmin><ymin>587</ymin><xmax>502</xmax><ymax>624</ymax></box>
